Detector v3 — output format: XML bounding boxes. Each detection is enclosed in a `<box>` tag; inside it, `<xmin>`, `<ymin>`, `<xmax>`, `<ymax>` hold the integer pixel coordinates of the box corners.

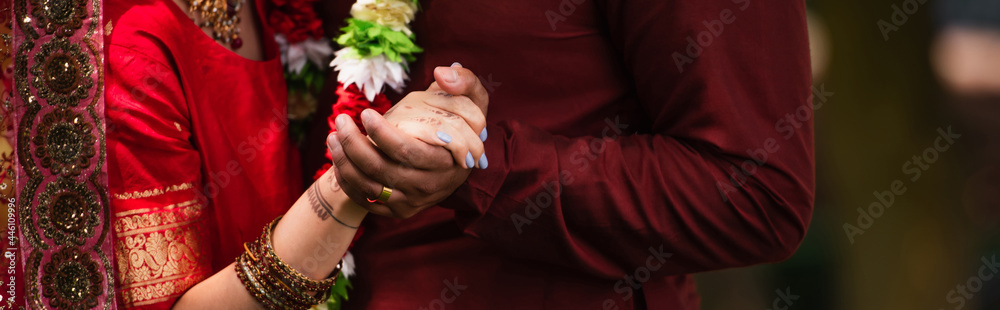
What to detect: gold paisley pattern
<box><xmin>113</xmin><ymin>199</ymin><xmax>209</xmax><ymax>307</ymax></box>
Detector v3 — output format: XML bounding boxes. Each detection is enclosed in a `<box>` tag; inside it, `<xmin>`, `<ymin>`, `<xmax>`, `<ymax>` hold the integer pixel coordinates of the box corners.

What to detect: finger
<box><xmin>395</xmin><ymin>120</ymin><xmax>449</xmax><ymax>147</ymax></box>
<box><xmin>335</xmin><ymin>113</ymin><xmax>401</xmax><ymax>184</ymax></box>
<box><xmin>329</xmin><ymin>148</ymin><xmax>416</xmax><ymax>219</ymax></box>
<box><xmin>339</xmin><ymin>113</ymin><xmax>433</xmax><ymax>190</ymax></box>
<box><xmin>440</xmin><ymin>116</ymin><xmax>485</xmax><ymax>169</ymax></box>
<box><xmin>328</xmin><ymin>133</ymin><xmax>397</xmax><ymax>217</ymax></box>
<box><xmin>332</xmin><ymin>166</ymin><xmax>406</xmax><ymax>218</ymax></box>
<box><xmin>431</xmin><ymin>63</ymin><xmax>489</xmax><ymax>116</ymax></box>
<box><xmin>359</xmin><ymin>109</ymin><xmax>454</xmax><ymax>170</ymax></box>
<box><xmin>422</xmin><ymin>93</ymin><xmax>487</xmax><ymax>139</ymax></box>
<box><xmin>429</xmin><ymin>121</ymin><xmax>475</xmax><ymax>169</ymax></box>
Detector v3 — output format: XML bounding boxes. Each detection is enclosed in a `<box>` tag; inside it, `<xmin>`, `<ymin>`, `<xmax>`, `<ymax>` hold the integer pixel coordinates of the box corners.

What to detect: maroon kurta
<box><xmin>339</xmin><ymin>0</ymin><xmax>815</xmax><ymax>309</ymax></box>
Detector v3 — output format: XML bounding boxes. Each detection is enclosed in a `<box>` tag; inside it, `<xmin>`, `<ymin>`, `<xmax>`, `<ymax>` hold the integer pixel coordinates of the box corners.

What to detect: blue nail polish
<box><xmin>479</xmin><ymin>127</ymin><xmax>488</xmax><ymax>142</ymax></box>
<box><xmin>437</xmin><ymin>131</ymin><xmax>452</xmax><ymax>143</ymax></box>
<box><xmin>478</xmin><ymin>153</ymin><xmax>489</xmax><ymax>169</ymax></box>
<box><xmin>465</xmin><ymin>152</ymin><xmax>475</xmax><ymax>169</ymax></box>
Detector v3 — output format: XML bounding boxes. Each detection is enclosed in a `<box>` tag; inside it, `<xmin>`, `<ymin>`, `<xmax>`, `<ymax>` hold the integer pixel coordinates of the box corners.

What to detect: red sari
<box><xmin>104</xmin><ymin>0</ymin><xmax>301</xmax><ymax>308</ymax></box>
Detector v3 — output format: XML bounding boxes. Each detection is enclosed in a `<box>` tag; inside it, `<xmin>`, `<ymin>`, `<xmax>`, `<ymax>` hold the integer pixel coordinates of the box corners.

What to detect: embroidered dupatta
<box><xmin>11</xmin><ymin>0</ymin><xmax>116</xmax><ymax>308</ymax></box>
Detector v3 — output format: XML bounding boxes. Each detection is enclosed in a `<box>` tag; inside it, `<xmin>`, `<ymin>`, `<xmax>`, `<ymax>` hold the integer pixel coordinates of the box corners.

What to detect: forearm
<box><xmin>442</xmin><ymin>121</ymin><xmax>813</xmax><ymax>278</ymax></box>
<box><xmin>174</xmin><ymin>171</ymin><xmax>366</xmax><ymax>308</ymax></box>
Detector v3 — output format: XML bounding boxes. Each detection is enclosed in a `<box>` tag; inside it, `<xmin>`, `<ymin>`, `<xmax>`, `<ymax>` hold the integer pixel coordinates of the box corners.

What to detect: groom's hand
<box><xmin>329</xmin><ymin>64</ymin><xmax>489</xmax><ymax>218</ymax></box>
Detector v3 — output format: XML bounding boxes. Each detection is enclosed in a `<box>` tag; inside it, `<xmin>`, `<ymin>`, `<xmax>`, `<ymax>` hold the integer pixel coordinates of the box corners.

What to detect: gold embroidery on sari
<box><xmin>114</xmin><ymin>199</ymin><xmax>210</xmax><ymax>307</ymax></box>
<box><xmin>112</xmin><ymin>182</ymin><xmax>194</xmax><ymax>200</ymax></box>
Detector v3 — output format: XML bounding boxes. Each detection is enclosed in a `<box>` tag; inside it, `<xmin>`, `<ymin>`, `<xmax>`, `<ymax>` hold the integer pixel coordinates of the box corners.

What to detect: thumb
<box><xmin>430</xmin><ymin>62</ymin><xmax>489</xmax><ymax>115</ymax></box>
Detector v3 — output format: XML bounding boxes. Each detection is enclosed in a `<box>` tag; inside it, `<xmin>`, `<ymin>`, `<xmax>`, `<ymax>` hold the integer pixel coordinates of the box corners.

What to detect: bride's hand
<box><xmin>328</xmin><ymin>64</ymin><xmax>489</xmax><ymax>218</ymax></box>
<box><xmin>381</xmin><ymin>87</ymin><xmax>487</xmax><ymax>169</ymax></box>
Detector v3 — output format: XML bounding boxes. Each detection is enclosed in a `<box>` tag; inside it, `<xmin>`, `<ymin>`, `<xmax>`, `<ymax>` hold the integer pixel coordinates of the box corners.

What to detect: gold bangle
<box><xmin>262</xmin><ymin>217</ymin><xmax>340</xmax><ymax>290</ymax></box>
<box><xmin>256</xmin><ymin>221</ymin><xmax>331</xmax><ymax>307</ymax></box>
<box><xmin>246</xmin><ymin>240</ymin><xmax>318</xmax><ymax>307</ymax></box>
<box><xmin>235</xmin><ymin>216</ymin><xmax>344</xmax><ymax>309</ymax></box>
<box><xmin>236</xmin><ymin>252</ymin><xmax>285</xmax><ymax>309</ymax></box>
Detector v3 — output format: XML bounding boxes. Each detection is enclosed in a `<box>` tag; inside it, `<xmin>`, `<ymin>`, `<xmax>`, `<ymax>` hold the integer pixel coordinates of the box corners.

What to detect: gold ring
<box><xmin>366</xmin><ymin>186</ymin><xmax>393</xmax><ymax>204</ymax></box>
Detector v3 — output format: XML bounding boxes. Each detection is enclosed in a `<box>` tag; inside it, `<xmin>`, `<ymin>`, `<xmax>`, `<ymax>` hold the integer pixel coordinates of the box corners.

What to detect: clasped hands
<box><xmin>326</xmin><ymin>63</ymin><xmax>490</xmax><ymax>219</ymax></box>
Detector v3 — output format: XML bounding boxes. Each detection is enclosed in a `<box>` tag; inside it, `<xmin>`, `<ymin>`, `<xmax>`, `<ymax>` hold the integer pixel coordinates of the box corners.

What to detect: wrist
<box><xmin>316</xmin><ymin>173</ymin><xmax>367</xmax><ymax>227</ymax></box>
<box><xmin>323</xmin><ymin>186</ymin><xmax>368</xmax><ymax>227</ymax></box>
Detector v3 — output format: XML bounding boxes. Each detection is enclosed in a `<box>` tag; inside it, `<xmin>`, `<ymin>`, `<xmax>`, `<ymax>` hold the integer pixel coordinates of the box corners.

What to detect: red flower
<box><xmin>269</xmin><ymin>0</ymin><xmax>325</xmax><ymax>44</ymax></box>
<box><xmin>288</xmin><ymin>0</ymin><xmax>317</xmax><ymax>12</ymax></box>
<box><xmin>268</xmin><ymin>11</ymin><xmax>295</xmax><ymax>37</ymax></box>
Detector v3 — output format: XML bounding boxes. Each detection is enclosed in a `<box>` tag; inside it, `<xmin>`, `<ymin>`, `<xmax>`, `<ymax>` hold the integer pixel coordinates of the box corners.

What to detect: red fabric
<box><xmin>336</xmin><ymin>0</ymin><xmax>815</xmax><ymax>309</ymax></box>
<box><xmin>104</xmin><ymin>0</ymin><xmax>301</xmax><ymax>308</ymax></box>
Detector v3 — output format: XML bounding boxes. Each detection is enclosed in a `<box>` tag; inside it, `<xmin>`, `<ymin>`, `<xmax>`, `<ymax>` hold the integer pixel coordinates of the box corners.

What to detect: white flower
<box><xmin>351</xmin><ymin>0</ymin><xmax>417</xmax><ymax>36</ymax></box>
<box><xmin>275</xmin><ymin>34</ymin><xmax>290</xmax><ymax>64</ymax></box>
<box><xmin>330</xmin><ymin>47</ymin><xmax>409</xmax><ymax>102</ymax></box>
<box><xmin>277</xmin><ymin>34</ymin><xmax>335</xmax><ymax>74</ymax></box>
<box><xmin>341</xmin><ymin>252</ymin><xmax>356</xmax><ymax>278</ymax></box>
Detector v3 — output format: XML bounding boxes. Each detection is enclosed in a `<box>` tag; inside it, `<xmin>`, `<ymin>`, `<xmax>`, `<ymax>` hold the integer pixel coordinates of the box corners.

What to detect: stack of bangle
<box><xmin>236</xmin><ymin>216</ymin><xmax>342</xmax><ymax>309</ymax></box>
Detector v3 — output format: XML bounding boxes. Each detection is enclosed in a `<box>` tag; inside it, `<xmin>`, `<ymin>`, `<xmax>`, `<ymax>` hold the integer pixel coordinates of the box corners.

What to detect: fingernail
<box><xmin>446</xmin><ymin>67</ymin><xmax>458</xmax><ymax>83</ymax></box>
<box><xmin>335</xmin><ymin>114</ymin><xmax>348</xmax><ymax>130</ymax></box>
<box><xmin>479</xmin><ymin>127</ymin><xmax>488</xmax><ymax>142</ymax></box>
<box><xmin>465</xmin><ymin>152</ymin><xmax>474</xmax><ymax>169</ymax></box>
<box><xmin>478</xmin><ymin>153</ymin><xmax>488</xmax><ymax>169</ymax></box>
<box><xmin>451</xmin><ymin>62</ymin><xmax>463</xmax><ymax>68</ymax></box>
<box><xmin>436</xmin><ymin>131</ymin><xmax>452</xmax><ymax>143</ymax></box>
<box><xmin>333</xmin><ymin>135</ymin><xmax>343</xmax><ymax>152</ymax></box>
<box><xmin>361</xmin><ymin>109</ymin><xmax>374</xmax><ymax>123</ymax></box>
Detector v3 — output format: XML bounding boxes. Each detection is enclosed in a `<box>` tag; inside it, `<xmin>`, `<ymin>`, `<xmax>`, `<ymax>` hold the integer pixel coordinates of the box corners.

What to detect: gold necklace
<box><xmin>187</xmin><ymin>0</ymin><xmax>244</xmax><ymax>49</ymax></box>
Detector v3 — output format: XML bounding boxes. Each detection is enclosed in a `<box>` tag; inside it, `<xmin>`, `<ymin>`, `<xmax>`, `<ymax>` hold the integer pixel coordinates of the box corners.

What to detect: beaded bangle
<box><xmin>245</xmin><ymin>239</ymin><xmax>325</xmax><ymax>306</ymax></box>
<box><xmin>236</xmin><ymin>252</ymin><xmax>288</xmax><ymax>309</ymax></box>
<box><xmin>261</xmin><ymin>217</ymin><xmax>341</xmax><ymax>291</ymax></box>
<box><xmin>235</xmin><ymin>216</ymin><xmax>343</xmax><ymax>309</ymax></box>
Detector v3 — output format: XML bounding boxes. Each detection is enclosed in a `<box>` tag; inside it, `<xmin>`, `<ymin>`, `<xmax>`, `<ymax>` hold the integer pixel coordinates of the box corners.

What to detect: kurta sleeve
<box><xmin>440</xmin><ymin>0</ymin><xmax>815</xmax><ymax>279</ymax></box>
<box><xmin>106</xmin><ymin>42</ymin><xmax>212</xmax><ymax>309</ymax></box>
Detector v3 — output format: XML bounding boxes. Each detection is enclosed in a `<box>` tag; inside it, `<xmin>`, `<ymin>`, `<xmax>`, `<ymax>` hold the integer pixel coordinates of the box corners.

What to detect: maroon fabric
<box><xmin>341</xmin><ymin>0</ymin><xmax>814</xmax><ymax>309</ymax></box>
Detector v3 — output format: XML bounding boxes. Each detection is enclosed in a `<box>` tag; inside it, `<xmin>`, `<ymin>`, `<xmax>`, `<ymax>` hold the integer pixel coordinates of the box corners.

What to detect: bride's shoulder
<box><xmin>105</xmin><ymin>0</ymin><xmax>192</xmax><ymax>57</ymax></box>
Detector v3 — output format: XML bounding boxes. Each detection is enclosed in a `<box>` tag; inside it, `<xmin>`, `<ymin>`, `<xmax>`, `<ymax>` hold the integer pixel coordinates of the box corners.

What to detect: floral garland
<box><xmin>327</xmin><ymin>0</ymin><xmax>421</xmax><ymax>137</ymax></box>
<box><xmin>322</xmin><ymin>2</ymin><xmax>422</xmax><ymax>306</ymax></box>
<box><xmin>270</xmin><ymin>0</ymin><xmax>331</xmax><ymax>145</ymax></box>
<box><xmin>270</xmin><ymin>0</ymin><xmax>422</xmax><ymax>309</ymax></box>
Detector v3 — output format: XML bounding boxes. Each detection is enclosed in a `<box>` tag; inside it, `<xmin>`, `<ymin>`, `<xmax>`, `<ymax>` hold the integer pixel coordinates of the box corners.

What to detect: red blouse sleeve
<box><xmin>106</xmin><ymin>42</ymin><xmax>212</xmax><ymax>309</ymax></box>
<box><xmin>440</xmin><ymin>0</ymin><xmax>815</xmax><ymax>279</ymax></box>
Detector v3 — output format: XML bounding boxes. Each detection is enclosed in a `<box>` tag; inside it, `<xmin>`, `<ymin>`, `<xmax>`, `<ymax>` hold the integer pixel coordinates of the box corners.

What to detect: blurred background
<box><xmin>695</xmin><ymin>0</ymin><xmax>1000</xmax><ymax>309</ymax></box>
